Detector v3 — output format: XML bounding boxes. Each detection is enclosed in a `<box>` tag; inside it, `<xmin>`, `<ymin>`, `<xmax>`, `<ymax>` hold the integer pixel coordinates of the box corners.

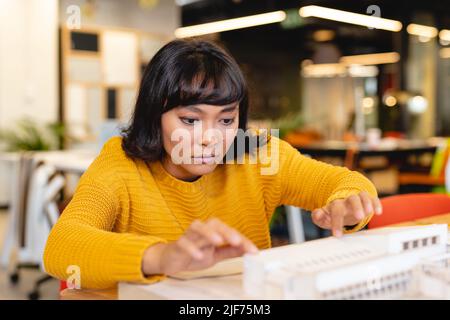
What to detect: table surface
<box><xmin>0</xmin><ymin>150</ymin><xmax>97</xmax><ymax>174</ymax></box>
<box><xmin>60</xmin><ymin>212</ymin><xmax>450</xmax><ymax>300</ymax></box>
<box><xmin>296</xmin><ymin>138</ymin><xmax>443</xmax><ymax>152</ymax></box>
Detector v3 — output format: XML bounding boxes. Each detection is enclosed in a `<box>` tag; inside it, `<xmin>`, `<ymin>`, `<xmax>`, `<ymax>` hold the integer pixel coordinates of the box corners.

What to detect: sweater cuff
<box><xmin>108</xmin><ymin>235</ymin><xmax>168</xmax><ymax>285</ymax></box>
<box><xmin>325</xmin><ymin>189</ymin><xmax>375</xmax><ymax>234</ymax></box>
<box><xmin>343</xmin><ymin>213</ymin><xmax>373</xmax><ymax>234</ymax></box>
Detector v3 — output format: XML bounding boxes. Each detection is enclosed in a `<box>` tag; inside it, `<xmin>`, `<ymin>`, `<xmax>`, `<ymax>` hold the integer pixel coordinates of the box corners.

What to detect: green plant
<box><xmin>0</xmin><ymin>118</ymin><xmax>65</xmax><ymax>151</ymax></box>
<box><xmin>270</xmin><ymin>112</ymin><xmax>304</xmax><ymax>139</ymax></box>
<box><xmin>269</xmin><ymin>206</ymin><xmax>286</xmax><ymax>229</ymax></box>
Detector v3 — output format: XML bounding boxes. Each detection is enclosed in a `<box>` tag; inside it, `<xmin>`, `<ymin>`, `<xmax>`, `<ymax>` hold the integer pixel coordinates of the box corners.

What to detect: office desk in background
<box><xmin>0</xmin><ymin>150</ymin><xmax>96</xmax><ymax>268</ymax></box>
<box><xmin>295</xmin><ymin>139</ymin><xmax>440</xmax><ymax>158</ymax></box>
<box><xmin>0</xmin><ymin>150</ymin><xmax>96</xmax><ymax>174</ymax></box>
<box><xmin>60</xmin><ymin>212</ymin><xmax>450</xmax><ymax>300</ymax></box>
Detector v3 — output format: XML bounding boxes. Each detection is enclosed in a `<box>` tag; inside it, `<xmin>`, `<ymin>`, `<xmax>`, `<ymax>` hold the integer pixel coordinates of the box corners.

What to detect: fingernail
<box><xmin>376</xmin><ymin>207</ymin><xmax>383</xmax><ymax>215</ymax></box>
<box><xmin>334</xmin><ymin>230</ymin><xmax>342</xmax><ymax>238</ymax></box>
<box><xmin>231</xmin><ymin>234</ymin><xmax>241</xmax><ymax>245</ymax></box>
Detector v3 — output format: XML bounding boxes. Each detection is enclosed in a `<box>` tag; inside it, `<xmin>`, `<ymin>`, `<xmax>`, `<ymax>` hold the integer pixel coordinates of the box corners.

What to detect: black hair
<box><xmin>121</xmin><ymin>38</ymin><xmax>251</xmax><ymax>162</ymax></box>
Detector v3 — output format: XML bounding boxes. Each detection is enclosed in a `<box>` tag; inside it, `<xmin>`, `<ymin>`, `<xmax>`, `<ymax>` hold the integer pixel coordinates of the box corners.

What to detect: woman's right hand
<box><xmin>142</xmin><ymin>218</ymin><xmax>259</xmax><ymax>276</ymax></box>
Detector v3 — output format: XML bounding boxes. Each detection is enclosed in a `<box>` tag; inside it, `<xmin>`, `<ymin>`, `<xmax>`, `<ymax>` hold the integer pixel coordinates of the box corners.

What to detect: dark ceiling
<box><xmin>181</xmin><ymin>0</ymin><xmax>450</xmax><ymax>27</ymax></box>
<box><xmin>180</xmin><ymin>0</ymin><xmax>450</xmax><ymax>56</ymax></box>
<box><xmin>178</xmin><ymin>0</ymin><xmax>450</xmax><ymax>120</ymax></box>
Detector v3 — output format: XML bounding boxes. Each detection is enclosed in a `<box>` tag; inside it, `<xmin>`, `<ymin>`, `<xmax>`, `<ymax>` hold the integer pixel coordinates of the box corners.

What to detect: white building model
<box><xmin>243</xmin><ymin>224</ymin><xmax>449</xmax><ymax>299</ymax></box>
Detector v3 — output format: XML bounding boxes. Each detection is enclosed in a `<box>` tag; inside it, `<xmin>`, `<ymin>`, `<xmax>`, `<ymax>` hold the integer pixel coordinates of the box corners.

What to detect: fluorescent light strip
<box><xmin>175</xmin><ymin>0</ymin><xmax>203</xmax><ymax>6</ymax></box>
<box><xmin>340</xmin><ymin>52</ymin><xmax>400</xmax><ymax>65</ymax></box>
<box><xmin>439</xmin><ymin>29</ymin><xmax>450</xmax><ymax>42</ymax></box>
<box><xmin>406</xmin><ymin>24</ymin><xmax>438</xmax><ymax>38</ymax></box>
<box><xmin>348</xmin><ymin>65</ymin><xmax>379</xmax><ymax>77</ymax></box>
<box><xmin>174</xmin><ymin>11</ymin><xmax>286</xmax><ymax>38</ymax></box>
<box><xmin>299</xmin><ymin>5</ymin><xmax>402</xmax><ymax>32</ymax></box>
<box><xmin>302</xmin><ymin>63</ymin><xmax>347</xmax><ymax>77</ymax></box>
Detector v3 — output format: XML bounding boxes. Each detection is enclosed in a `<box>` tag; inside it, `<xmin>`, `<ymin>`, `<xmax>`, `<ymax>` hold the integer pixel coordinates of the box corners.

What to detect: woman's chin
<box><xmin>184</xmin><ymin>163</ymin><xmax>218</xmax><ymax>176</ymax></box>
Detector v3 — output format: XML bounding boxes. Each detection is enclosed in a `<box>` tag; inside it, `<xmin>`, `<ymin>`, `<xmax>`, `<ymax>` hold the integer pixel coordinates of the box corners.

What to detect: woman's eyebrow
<box><xmin>220</xmin><ymin>105</ymin><xmax>238</xmax><ymax>113</ymax></box>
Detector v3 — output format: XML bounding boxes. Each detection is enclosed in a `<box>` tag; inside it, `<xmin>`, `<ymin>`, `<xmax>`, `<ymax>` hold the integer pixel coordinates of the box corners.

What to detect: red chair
<box><xmin>60</xmin><ymin>281</ymin><xmax>68</xmax><ymax>291</ymax></box>
<box><xmin>368</xmin><ymin>193</ymin><xmax>450</xmax><ymax>229</ymax></box>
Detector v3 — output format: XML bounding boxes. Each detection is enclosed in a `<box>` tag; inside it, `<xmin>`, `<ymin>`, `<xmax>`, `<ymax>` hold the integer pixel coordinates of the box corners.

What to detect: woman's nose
<box><xmin>198</xmin><ymin>125</ymin><xmax>220</xmax><ymax>147</ymax></box>
<box><xmin>201</xmin><ymin>131</ymin><xmax>218</xmax><ymax>147</ymax></box>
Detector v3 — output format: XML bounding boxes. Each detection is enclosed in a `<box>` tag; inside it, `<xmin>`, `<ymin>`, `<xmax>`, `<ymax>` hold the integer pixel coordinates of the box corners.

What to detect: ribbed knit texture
<box><xmin>43</xmin><ymin>136</ymin><xmax>377</xmax><ymax>289</ymax></box>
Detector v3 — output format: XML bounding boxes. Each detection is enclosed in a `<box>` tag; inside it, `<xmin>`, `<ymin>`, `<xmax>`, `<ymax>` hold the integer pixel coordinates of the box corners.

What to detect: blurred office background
<box><xmin>0</xmin><ymin>0</ymin><xmax>449</xmax><ymax>299</ymax></box>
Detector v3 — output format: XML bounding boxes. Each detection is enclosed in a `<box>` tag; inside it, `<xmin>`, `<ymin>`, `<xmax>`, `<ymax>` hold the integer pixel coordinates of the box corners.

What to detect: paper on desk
<box><xmin>168</xmin><ymin>257</ymin><xmax>243</xmax><ymax>280</ymax></box>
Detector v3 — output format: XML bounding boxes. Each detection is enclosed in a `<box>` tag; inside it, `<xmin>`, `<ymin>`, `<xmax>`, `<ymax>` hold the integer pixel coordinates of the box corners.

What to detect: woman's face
<box><xmin>161</xmin><ymin>103</ymin><xmax>239</xmax><ymax>181</ymax></box>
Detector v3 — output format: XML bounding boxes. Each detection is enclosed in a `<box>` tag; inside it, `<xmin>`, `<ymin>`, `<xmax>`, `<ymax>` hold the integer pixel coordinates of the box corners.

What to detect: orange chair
<box><xmin>368</xmin><ymin>193</ymin><xmax>450</xmax><ymax>229</ymax></box>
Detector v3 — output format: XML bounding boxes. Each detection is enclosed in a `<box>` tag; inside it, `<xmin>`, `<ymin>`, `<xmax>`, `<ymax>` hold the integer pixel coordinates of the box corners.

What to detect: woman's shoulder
<box><xmin>101</xmin><ymin>135</ymin><xmax>125</xmax><ymax>153</ymax></box>
<box><xmin>81</xmin><ymin>136</ymin><xmax>136</xmax><ymax>182</ymax></box>
<box><xmin>98</xmin><ymin>135</ymin><xmax>134</xmax><ymax>162</ymax></box>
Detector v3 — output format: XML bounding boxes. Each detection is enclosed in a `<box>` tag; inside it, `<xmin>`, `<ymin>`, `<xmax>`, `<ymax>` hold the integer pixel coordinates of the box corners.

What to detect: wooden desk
<box><xmin>60</xmin><ymin>212</ymin><xmax>450</xmax><ymax>300</ymax></box>
<box><xmin>384</xmin><ymin>212</ymin><xmax>450</xmax><ymax>228</ymax></box>
<box><xmin>60</xmin><ymin>288</ymin><xmax>117</xmax><ymax>300</ymax></box>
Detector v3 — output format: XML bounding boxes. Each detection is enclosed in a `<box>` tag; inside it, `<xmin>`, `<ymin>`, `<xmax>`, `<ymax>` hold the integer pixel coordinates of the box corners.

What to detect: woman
<box><xmin>44</xmin><ymin>39</ymin><xmax>382</xmax><ymax>289</ymax></box>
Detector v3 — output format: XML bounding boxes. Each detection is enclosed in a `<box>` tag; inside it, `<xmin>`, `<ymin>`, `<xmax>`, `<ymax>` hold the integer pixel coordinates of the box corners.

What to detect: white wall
<box><xmin>0</xmin><ymin>0</ymin><xmax>59</xmax><ymax>130</ymax></box>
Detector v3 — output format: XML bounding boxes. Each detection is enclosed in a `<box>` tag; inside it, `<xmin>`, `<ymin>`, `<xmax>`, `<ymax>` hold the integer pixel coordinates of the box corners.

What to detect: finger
<box><xmin>185</xmin><ymin>232</ymin><xmax>216</xmax><ymax>251</ymax></box>
<box><xmin>312</xmin><ymin>208</ymin><xmax>325</xmax><ymax>221</ymax></box>
<box><xmin>346</xmin><ymin>195</ymin><xmax>365</xmax><ymax>220</ymax></box>
<box><xmin>329</xmin><ymin>202</ymin><xmax>346</xmax><ymax>237</ymax></box>
<box><xmin>189</xmin><ymin>220</ymin><xmax>224</xmax><ymax>246</ymax></box>
<box><xmin>312</xmin><ymin>208</ymin><xmax>330</xmax><ymax>229</ymax></box>
<box><xmin>207</xmin><ymin>218</ymin><xmax>241</xmax><ymax>245</ymax></box>
<box><xmin>176</xmin><ymin>236</ymin><xmax>203</xmax><ymax>260</ymax></box>
<box><xmin>359</xmin><ymin>192</ymin><xmax>374</xmax><ymax>217</ymax></box>
<box><xmin>208</xmin><ymin>219</ymin><xmax>258</xmax><ymax>253</ymax></box>
<box><xmin>372</xmin><ymin>197</ymin><xmax>383</xmax><ymax>215</ymax></box>
<box><xmin>214</xmin><ymin>245</ymin><xmax>246</xmax><ymax>261</ymax></box>
<box><xmin>236</xmin><ymin>236</ymin><xmax>259</xmax><ymax>254</ymax></box>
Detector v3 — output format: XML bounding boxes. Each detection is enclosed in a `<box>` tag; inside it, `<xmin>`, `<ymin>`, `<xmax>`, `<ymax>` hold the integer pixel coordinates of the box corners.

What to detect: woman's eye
<box><xmin>220</xmin><ymin>118</ymin><xmax>235</xmax><ymax>126</ymax></box>
<box><xmin>180</xmin><ymin>117</ymin><xmax>199</xmax><ymax>125</ymax></box>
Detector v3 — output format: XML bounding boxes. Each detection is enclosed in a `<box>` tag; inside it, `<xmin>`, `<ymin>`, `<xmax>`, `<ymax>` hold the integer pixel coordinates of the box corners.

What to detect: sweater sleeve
<box><xmin>43</xmin><ymin>166</ymin><xmax>167</xmax><ymax>290</ymax></box>
<box><xmin>274</xmin><ymin>138</ymin><xmax>378</xmax><ymax>233</ymax></box>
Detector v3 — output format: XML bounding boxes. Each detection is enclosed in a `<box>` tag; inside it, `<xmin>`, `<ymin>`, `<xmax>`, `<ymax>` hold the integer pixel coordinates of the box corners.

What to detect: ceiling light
<box><xmin>340</xmin><ymin>52</ymin><xmax>400</xmax><ymax>65</ymax></box>
<box><xmin>407</xmin><ymin>24</ymin><xmax>438</xmax><ymax>39</ymax></box>
<box><xmin>175</xmin><ymin>11</ymin><xmax>286</xmax><ymax>38</ymax></box>
<box><xmin>299</xmin><ymin>5</ymin><xmax>402</xmax><ymax>32</ymax></box>
<box><xmin>384</xmin><ymin>95</ymin><xmax>397</xmax><ymax>107</ymax></box>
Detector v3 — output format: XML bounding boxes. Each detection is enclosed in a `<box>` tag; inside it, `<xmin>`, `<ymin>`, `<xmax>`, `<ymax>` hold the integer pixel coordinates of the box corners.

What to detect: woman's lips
<box><xmin>192</xmin><ymin>155</ymin><xmax>216</xmax><ymax>164</ymax></box>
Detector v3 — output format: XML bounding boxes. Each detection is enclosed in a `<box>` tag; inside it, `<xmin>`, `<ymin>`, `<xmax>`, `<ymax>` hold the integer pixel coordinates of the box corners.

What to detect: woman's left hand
<box><xmin>311</xmin><ymin>191</ymin><xmax>383</xmax><ymax>238</ymax></box>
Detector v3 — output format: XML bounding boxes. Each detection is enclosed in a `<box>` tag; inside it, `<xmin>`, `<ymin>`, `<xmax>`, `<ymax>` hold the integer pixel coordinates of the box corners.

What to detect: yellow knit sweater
<box><xmin>43</xmin><ymin>136</ymin><xmax>377</xmax><ymax>289</ymax></box>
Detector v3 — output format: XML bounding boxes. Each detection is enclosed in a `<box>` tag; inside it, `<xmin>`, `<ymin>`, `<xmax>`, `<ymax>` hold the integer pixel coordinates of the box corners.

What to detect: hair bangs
<box><xmin>165</xmin><ymin>51</ymin><xmax>246</xmax><ymax>110</ymax></box>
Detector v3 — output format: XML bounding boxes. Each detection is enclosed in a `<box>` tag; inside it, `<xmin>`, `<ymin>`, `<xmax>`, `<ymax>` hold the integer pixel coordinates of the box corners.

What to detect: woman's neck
<box><xmin>161</xmin><ymin>156</ymin><xmax>201</xmax><ymax>182</ymax></box>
